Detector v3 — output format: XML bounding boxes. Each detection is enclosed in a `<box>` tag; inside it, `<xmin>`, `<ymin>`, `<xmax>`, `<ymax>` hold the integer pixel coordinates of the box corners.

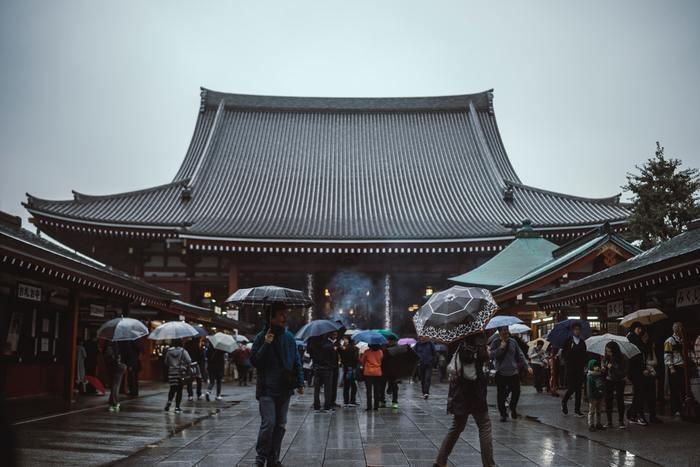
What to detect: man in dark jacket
<box><xmin>414</xmin><ymin>335</ymin><xmax>437</xmax><ymax>399</ymax></box>
<box><xmin>185</xmin><ymin>337</ymin><xmax>205</xmax><ymax>400</ymax></box>
<box><xmin>339</xmin><ymin>337</ymin><xmax>359</xmax><ymax>406</ymax></box>
<box><xmin>310</xmin><ymin>331</ymin><xmax>339</xmax><ymax>412</ymax></box>
<box><xmin>626</xmin><ymin>321</ymin><xmax>647</xmax><ymax>425</ymax></box>
<box><xmin>119</xmin><ymin>340</ymin><xmax>142</xmax><ymax>396</ymax></box>
<box><xmin>250</xmin><ymin>305</ymin><xmax>304</xmax><ymax>467</ymax></box>
<box><xmin>561</xmin><ymin>322</ymin><xmax>587</xmax><ymax>417</ymax></box>
<box><xmin>434</xmin><ymin>335</ymin><xmax>495</xmax><ymax>467</ymax></box>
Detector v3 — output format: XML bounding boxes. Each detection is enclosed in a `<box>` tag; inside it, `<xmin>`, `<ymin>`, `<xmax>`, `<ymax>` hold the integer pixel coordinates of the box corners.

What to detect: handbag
<box><xmin>177</xmin><ymin>350</ymin><xmax>194</xmax><ymax>384</ymax></box>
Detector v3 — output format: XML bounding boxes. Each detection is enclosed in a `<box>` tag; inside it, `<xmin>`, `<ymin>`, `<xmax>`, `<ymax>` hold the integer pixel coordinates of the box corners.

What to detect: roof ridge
<box><xmin>508</xmin><ymin>182</ymin><xmax>622</xmax><ymax>205</ymax></box>
<box><xmin>26</xmin><ymin>179</ymin><xmax>189</xmax><ymax>206</ymax></box>
<box><xmin>199</xmin><ymin>87</ymin><xmax>496</xmax><ymax>113</ymax></box>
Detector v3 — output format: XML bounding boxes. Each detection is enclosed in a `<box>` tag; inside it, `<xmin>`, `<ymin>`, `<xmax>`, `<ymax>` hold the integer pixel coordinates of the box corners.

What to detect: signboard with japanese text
<box><xmin>676</xmin><ymin>285</ymin><xmax>700</xmax><ymax>308</ymax></box>
<box><xmin>17</xmin><ymin>283</ymin><xmax>41</xmax><ymax>302</ymax></box>
<box><xmin>606</xmin><ymin>300</ymin><xmax>624</xmax><ymax>318</ymax></box>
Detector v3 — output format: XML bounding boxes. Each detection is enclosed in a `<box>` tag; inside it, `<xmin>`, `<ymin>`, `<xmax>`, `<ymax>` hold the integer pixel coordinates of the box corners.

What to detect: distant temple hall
<box><xmin>25</xmin><ymin>88</ymin><xmax>630</xmax><ymax>334</ymax></box>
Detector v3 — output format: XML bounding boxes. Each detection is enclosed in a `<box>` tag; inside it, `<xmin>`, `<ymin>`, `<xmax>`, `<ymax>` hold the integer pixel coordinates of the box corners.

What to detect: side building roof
<box><xmin>26</xmin><ymin>88</ymin><xmax>630</xmax><ymax>243</ymax></box>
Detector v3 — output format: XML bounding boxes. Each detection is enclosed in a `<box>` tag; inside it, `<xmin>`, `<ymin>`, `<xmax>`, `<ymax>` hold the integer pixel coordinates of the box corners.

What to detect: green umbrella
<box><xmin>373</xmin><ymin>329</ymin><xmax>399</xmax><ymax>341</ymax></box>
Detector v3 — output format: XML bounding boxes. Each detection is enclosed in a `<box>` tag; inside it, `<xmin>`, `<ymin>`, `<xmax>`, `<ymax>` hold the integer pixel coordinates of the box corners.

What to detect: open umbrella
<box><xmin>148</xmin><ymin>321</ymin><xmax>199</xmax><ymax>341</ymax></box>
<box><xmin>484</xmin><ymin>315</ymin><xmax>523</xmax><ymax>330</ymax></box>
<box><xmin>382</xmin><ymin>344</ymin><xmax>420</xmax><ymax>380</ymax></box>
<box><xmin>413</xmin><ymin>286</ymin><xmax>498</xmax><ymax>343</ymax></box>
<box><xmin>225</xmin><ymin>285</ymin><xmax>313</xmax><ymax>308</ymax></box>
<box><xmin>527</xmin><ymin>339</ymin><xmax>550</xmax><ymax>351</ymax></box>
<box><xmin>398</xmin><ymin>337</ymin><xmax>416</xmax><ymax>346</ymax></box>
<box><xmin>547</xmin><ymin>319</ymin><xmax>592</xmax><ymax>347</ymax></box>
<box><xmin>620</xmin><ymin>308</ymin><xmax>668</xmax><ymax>328</ymax></box>
<box><xmin>345</xmin><ymin>329</ymin><xmax>361</xmax><ymax>337</ymax></box>
<box><xmin>97</xmin><ymin>317</ymin><xmax>148</xmax><ymax>342</ymax></box>
<box><xmin>207</xmin><ymin>332</ymin><xmax>236</xmax><ymax>353</ymax></box>
<box><xmin>295</xmin><ymin>319</ymin><xmax>343</xmax><ymax>341</ymax></box>
<box><xmin>373</xmin><ymin>329</ymin><xmax>399</xmax><ymax>341</ymax></box>
<box><xmin>235</xmin><ymin>335</ymin><xmax>249</xmax><ymax>343</ymax></box>
<box><xmin>352</xmin><ymin>331</ymin><xmax>387</xmax><ymax>346</ymax></box>
<box><xmin>509</xmin><ymin>323</ymin><xmax>531</xmax><ymax>334</ymax></box>
<box><xmin>585</xmin><ymin>334</ymin><xmax>641</xmax><ymax>359</ymax></box>
<box><xmin>192</xmin><ymin>325</ymin><xmax>209</xmax><ymax>337</ymax></box>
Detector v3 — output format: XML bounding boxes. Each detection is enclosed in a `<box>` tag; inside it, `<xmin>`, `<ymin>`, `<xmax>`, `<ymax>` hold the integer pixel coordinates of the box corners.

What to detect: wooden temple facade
<box><xmin>24</xmin><ymin>88</ymin><xmax>631</xmax><ymax>335</ymax></box>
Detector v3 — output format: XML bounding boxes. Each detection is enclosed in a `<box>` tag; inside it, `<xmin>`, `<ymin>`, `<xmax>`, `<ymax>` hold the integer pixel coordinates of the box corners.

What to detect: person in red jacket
<box><xmin>361</xmin><ymin>344</ymin><xmax>383</xmax><ymax>411</ymax></box>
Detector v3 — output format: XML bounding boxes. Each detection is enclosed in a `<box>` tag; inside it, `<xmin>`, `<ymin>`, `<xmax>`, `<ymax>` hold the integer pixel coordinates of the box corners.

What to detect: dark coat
<box><xmin>250</xmin><ymin>325</ymin><xmax>304</xmax><ymax>399</ymax></box>
<box><xmin>561</xmin><ymin>336</ymin><xmax>587</xmax><ymax>370</ymax></box>
<box><xmin>413</xmin><ymin>341</ymin><xmax>437</xmax><ymax>366</ymax></box>
<box><xmin>339</xmin><ymin>345</ymin><xmax>359</xmax><ymax>368</ymax></box>
<box><xmin>446</xmin><ymin>343</ymin><xmax>489</xmax><ymax>416</ymax></box>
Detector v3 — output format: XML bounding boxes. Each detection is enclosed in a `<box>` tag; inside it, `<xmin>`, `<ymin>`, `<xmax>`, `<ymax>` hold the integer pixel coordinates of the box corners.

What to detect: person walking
<box><xmin>434</xmin><ymin>335</ymin><xmax>495</xmax><ymax>467</ymax></box>
<box><xmin>603</xmin><ymin>341</ymin><xmax>628</xmax><ymax>428</ymax></box>
<box><xmin>339</xmin><ymin>337</ymin><xmax>359</xmax><ymax>407</ymax></box>
<box><xmin>586</xmin><ymin>359</ymin><xmax>605</xmax><ymax>431</ymax></box>
<box><xmin>414</xmin><ymin>335</ymin><xmax>437</xmax><ymax>399</ymax></box>
<box><xmin>206</xmin><ymin>343</ymin><xmax>226</xmax><ymax>401</ymax></box>
<box><xmin>302</xmin><ymin>349</ymin><xmax>313</xmax><ymax>387</ymax></box>
<box><xmin>250</xmin><ymin>304</ymin><xmax>304</xmax><ymax>467</ymax></box>
<box><xmin>641</xmin><ymin>331</ymin><xmax>662</xmax><ymax>423</ymax></box>
<box><xmin>75</xmin><ymin>338</ymin><xmax>87</xmax><ymax>394</ymax></box>
<box><xmin>561</xmin><ymin>322</ymin><xmax>587</xmax><ymax>417</ymax></box>
<box><xmin>103</xmin><ymin>340</ymin><xmax>126</xmax><ymax>412</ymax></box>
<box><xmin>361</xmin><ymin>344</ymin><xmax>384</xmax><ymax>411</ymax></box>
<box><xmin>164</xmin><ymin>339</ymin><xmax>191</xmax><ymax>413</ymax></box>
<box><xmin>120</xmin><ymin>340</ymin><xmax>142</xmax><ymax>397</ymax></box>
<box><xmin>310</xmin><ymin>331</ymin><xmax>339</xmax><ymax>412</ymax></box>
<box><xmin>382</xmin><ymin>336</ymin><xmax>401</xmax><ymax>409</ymax></box>
<box><xmin>232</xmin><ymin>342</ymin><xmax>252</xmax><ymax>386</ymax></box>
<box><xmin>664</xmin><ymin>322</ymin><xmax>686</xmax><ymax>417</ymax></box>
<box><xmin>547</xmin><ymin>346</ymin><xmax>560</xmax><ymax>397</ymax></box>
<box><xmin>626</xmin><ymin>321</ymin><xmax>647</xmax><ymax>425</ymax></box>
<box><xmin>528</xmin><ymin>340</ymin><xmax>547</xmax><ymax>393</ymax></box>
<box><xmin>490</xmin><ymin>326</ymin><xmax>531</xmax><ymax>422</ymax></box>
<box><xmin>185</xmin><ymin>337</ymin><xmax>204</xmax><ymax>400</ymax></box>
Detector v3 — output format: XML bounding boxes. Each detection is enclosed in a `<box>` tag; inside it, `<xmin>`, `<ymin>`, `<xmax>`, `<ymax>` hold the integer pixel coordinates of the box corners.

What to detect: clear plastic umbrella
<box><xmin>235</xmin><ymin>334</ymin><xmax>249</xmax><ymax>343</ymax></box>
<box><xmin>97</xmin><ymin>317</ymin><xmax>148</xmax><ymax>342</ymax></box>
<box><xmin>148</xmin><ymin>321</ymin><xmax>199</xmax><ymax>341</ymax></box>
<box><xmin>207</xmin><ymin>332</ymin><xmax>236</xmax><ymax>352</ymax></box>
<box><xmin>585</xmin><ymin>334</ymin><xmax>641</xmax><ymax>358</ymax></box>
<box><xmin>509</xmin><ymin>323</ymin><xmax>531</xmax><ymax>334</ymax></box>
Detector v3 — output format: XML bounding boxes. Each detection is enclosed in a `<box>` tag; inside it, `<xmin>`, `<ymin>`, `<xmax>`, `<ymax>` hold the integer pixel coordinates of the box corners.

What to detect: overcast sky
<box><xmin>1</xmin><ymin>0</ymin><xmax>699</xmax><ymax>224</ymax></box>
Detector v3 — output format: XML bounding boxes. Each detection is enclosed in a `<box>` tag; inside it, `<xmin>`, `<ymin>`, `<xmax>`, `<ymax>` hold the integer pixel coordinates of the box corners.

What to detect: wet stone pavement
<box><xmin>14</xmin><ymin>379</ymin><xmax>698</xmax><ymax>466</ymax></box>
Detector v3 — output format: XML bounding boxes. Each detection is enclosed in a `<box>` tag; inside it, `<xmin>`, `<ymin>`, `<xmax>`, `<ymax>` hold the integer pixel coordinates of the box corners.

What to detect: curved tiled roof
<box><xmin>25</xmin><ymin>88</ymin><xmax>630</xmax><ymax>242</ymax></box>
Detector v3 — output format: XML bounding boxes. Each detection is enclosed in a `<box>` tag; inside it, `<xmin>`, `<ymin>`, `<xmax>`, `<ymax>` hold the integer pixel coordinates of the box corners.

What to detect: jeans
<box><xmin>314</xmin><ymin>368</ymin><xmax>333</xmax><ymax>410</ymax></box>
<box><xmin>435</xmin><ymin>411</ymin><xmax>495</xmax><ymax>467</ymax></box>
<box><xmin>669</xmin><ymin>367</ymin><xmax>685</xmax><ymax>414</ymax></box>
<box><xmin>588</xmin><ymin>399</ymin><xmax>602</xmax><ymax>426</ymax></box>
<box><xmin>532</xmin><ymin>364</ymin><xmax>545</xmax><ymax>392</ymax></box>
<box><xmin>605</xmin><ymin>379</ymin><xmax>626</xmax><ymax>424</ymax></box>
<box><xmin>255</xmin><ymin>395</ymin><xmax>290</xmax><ymax>465</ymax></box>
<box><xmin>168</xmin><ymin>384</ymin><xmax>183</xmax><ymax>408</ymax></box>
<box><xmin>365</xmin><ymin>376</ymin><xmax>381</xmax><ymax>410</ymax></box>
<box><xmin>343</xmin><ymin>368</ymin><xmax>357</xmax><ymax>404</ymax></box>
<box><xmin>495</xmin><ymin>373</ymin><xmax>520</xmax><ymax>417</ymax></box>
<box><xmin>108</xmin><ymin>365</ymin><xmax>125</xmax><ymax>406</ymax></box>
<box><xmin>208</xmin><ymin>370</ymin><xmax>223</xmax><ymax>396</ymax></box>
<box><xmin>126</xmin><ymin>367</ymin><xmax>139</xmax><ymax>396</ymax></box>
<box><xmin>562</xmin><ymin>367</ymin><xmax>584</xmax><ymax>412</ymax></box>
<box><xmin>419</xmin><ymin>364</ymin><xmax>433</xmax><ymax>395</ymax></box>
<box><xmin>187</xmin><ymin>377</ymin><xmax>202</xmax><ymax>398</ymax></box>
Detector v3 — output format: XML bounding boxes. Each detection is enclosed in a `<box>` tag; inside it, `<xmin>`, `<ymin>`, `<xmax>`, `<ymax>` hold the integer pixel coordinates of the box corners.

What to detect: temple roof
<box><xmin>532</xmin><ymin>221</ymin><xmax>700</xmax><ymax>303</ymax></box>
<box><xmin>25</xmin><ymin>88</ymin><xmax>630</xmax><ymax>242</ymax></box>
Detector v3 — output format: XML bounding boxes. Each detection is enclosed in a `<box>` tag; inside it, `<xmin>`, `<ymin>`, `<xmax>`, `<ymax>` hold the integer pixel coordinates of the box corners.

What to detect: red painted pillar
<box><xmin>228</xmin><ymin>260</ymin><xmax>239</xmax><ymax>295</ymax></box>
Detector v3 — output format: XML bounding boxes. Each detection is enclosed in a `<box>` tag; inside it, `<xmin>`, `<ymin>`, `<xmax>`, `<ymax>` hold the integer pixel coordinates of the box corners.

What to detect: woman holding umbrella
<box><xmin>602</xmin><ymin>341</ymin><xmax>629</xmax><ymax>428</ymax></box>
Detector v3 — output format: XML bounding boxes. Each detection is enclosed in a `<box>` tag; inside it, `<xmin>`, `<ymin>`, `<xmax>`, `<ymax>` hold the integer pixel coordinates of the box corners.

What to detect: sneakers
<box><xmin>392</xmin><ymin>403</ymin><xmax>399</xmax><ymax>409</ymax></box>
<box><xmin>205</xmin><ymin>392</ymin><xmax>211</xmax><ymax>401</ymax></box>
<box><xmin>187</xmin><ymin>396</ymin><xmax>194</xmax><ymax>402</ymax></box>
<box><xmin>574</xmin><ymin>412</ymin><xmax>585</xmax><ymax>418</ymax></box>
<box><xmin>108</xmin><ymin>405</ymin><xmax>118</xmax><ymax>412</ymax></box>
<box><xmin>618</xmin><ymin>422</ymin><xmax>627</xmax><ymax>429</ymax></box>
<box><xmin>174</xmin><ymin>407</ymin><xmax>183</xmax><ymax>414</ymax></box>
<box><xmin>197</xmin><ymin>394</ymin><xmax>203</xmax><ymax>400</ymax></box>
<box><xmin>603</xmin><ymin>423</ymin><xmax>613</xmax><ymax>429</ymax></box>
<box><xmin>636</xmin><ymin>417</ymin><xmax>649</xmax><ymax>426</ymax></box>
<box><xmin>423</xmin><ymin>394</ymin><xmax>429</xmax><ymax>400</ymax></box>
<box><xmin>561</xmin><ymin>401</ymin><xmax>568</xmax><ymax>415</ymax></box>
<box><xmin>215</xmin><ymin>395</ymin><xmax>223</xmax><ymax>401</ymax></box>
<box><xmin>314</xmin><ymin>409</ymin><xmax>321</xmax><ymax>414</ymax></box>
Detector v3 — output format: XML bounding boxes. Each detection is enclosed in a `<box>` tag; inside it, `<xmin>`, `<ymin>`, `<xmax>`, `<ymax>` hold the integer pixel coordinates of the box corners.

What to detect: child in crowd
<box><xmin>586</xmin><ymin>359</ymin><xmax>605</xmax><ymax>431</ymax></box>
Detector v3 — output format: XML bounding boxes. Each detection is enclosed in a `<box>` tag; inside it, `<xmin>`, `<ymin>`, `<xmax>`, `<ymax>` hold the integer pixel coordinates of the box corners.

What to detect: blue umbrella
<box><xmin>484</xmin><ymin>315</ymin><xmax>523</xmax><ymax>330</ymax></box>
<box><xmin>295</xmin><ymin>319</ymin><xmax>342</xmax><ymax>341</ymax></box>
<box><xmin>546</xmin><ymin>319</ymin><xmax>592</xmax><ymax>347</ymax></box>
<box><xmin>352</xmin><ymin>331</ymin><xmax>387</xmax><ymax>346</ymax></box>
<box><xmin>295</xmin><ymin>339</ymin><xmax>306</xmax><ymax>348</ymax></box>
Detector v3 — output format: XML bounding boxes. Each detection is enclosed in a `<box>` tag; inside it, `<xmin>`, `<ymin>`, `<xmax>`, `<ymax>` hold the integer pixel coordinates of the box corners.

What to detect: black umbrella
<box><xmin>413</xmin><ymin>286</ymin><xmax>498</xmax><ymax>343</ymax></box>
<box><xmin>382</xmin><ymin>345</ymin><xmax>420</xmax><ymax>380</ymax></box>
<box><xmin>225</xmin><ymin>285</ymin><xmax>313</xmax><ymax>308</ymax></box>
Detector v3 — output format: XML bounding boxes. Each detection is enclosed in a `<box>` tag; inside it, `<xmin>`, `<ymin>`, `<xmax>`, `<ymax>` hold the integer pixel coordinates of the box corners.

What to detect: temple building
<box><xmin>24</xmin><ymin>88</ymin><xmax>631</xmax><ymax>334</ymax></box>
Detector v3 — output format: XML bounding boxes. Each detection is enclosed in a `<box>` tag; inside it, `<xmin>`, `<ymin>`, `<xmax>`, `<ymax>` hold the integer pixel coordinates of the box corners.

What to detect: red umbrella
<box><xmin>85</xmin><ymin>375</ymin><xmax>106</xmax><ymax>395</ymax></box>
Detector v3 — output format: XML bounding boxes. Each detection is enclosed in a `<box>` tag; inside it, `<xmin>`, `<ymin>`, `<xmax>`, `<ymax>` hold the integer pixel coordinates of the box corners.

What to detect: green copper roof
<box><xmin>449</xmin><ymin>222</ymin><xmax>558</xmax><ymax>288</ymax></box>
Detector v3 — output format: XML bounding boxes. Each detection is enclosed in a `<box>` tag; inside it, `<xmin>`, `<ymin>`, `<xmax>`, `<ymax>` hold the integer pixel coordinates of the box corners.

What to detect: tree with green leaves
<box><xmin>622</xmin><ymin>142</ymin><xmax>700</xmax><ymax>249</ymax></box>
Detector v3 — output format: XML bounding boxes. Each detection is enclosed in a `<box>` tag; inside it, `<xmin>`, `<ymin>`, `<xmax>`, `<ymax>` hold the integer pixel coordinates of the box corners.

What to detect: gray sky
<box><xmin>1</xmin><ymin>0</ymin><xmax>699</xmax><ymax>224</ymax></box>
